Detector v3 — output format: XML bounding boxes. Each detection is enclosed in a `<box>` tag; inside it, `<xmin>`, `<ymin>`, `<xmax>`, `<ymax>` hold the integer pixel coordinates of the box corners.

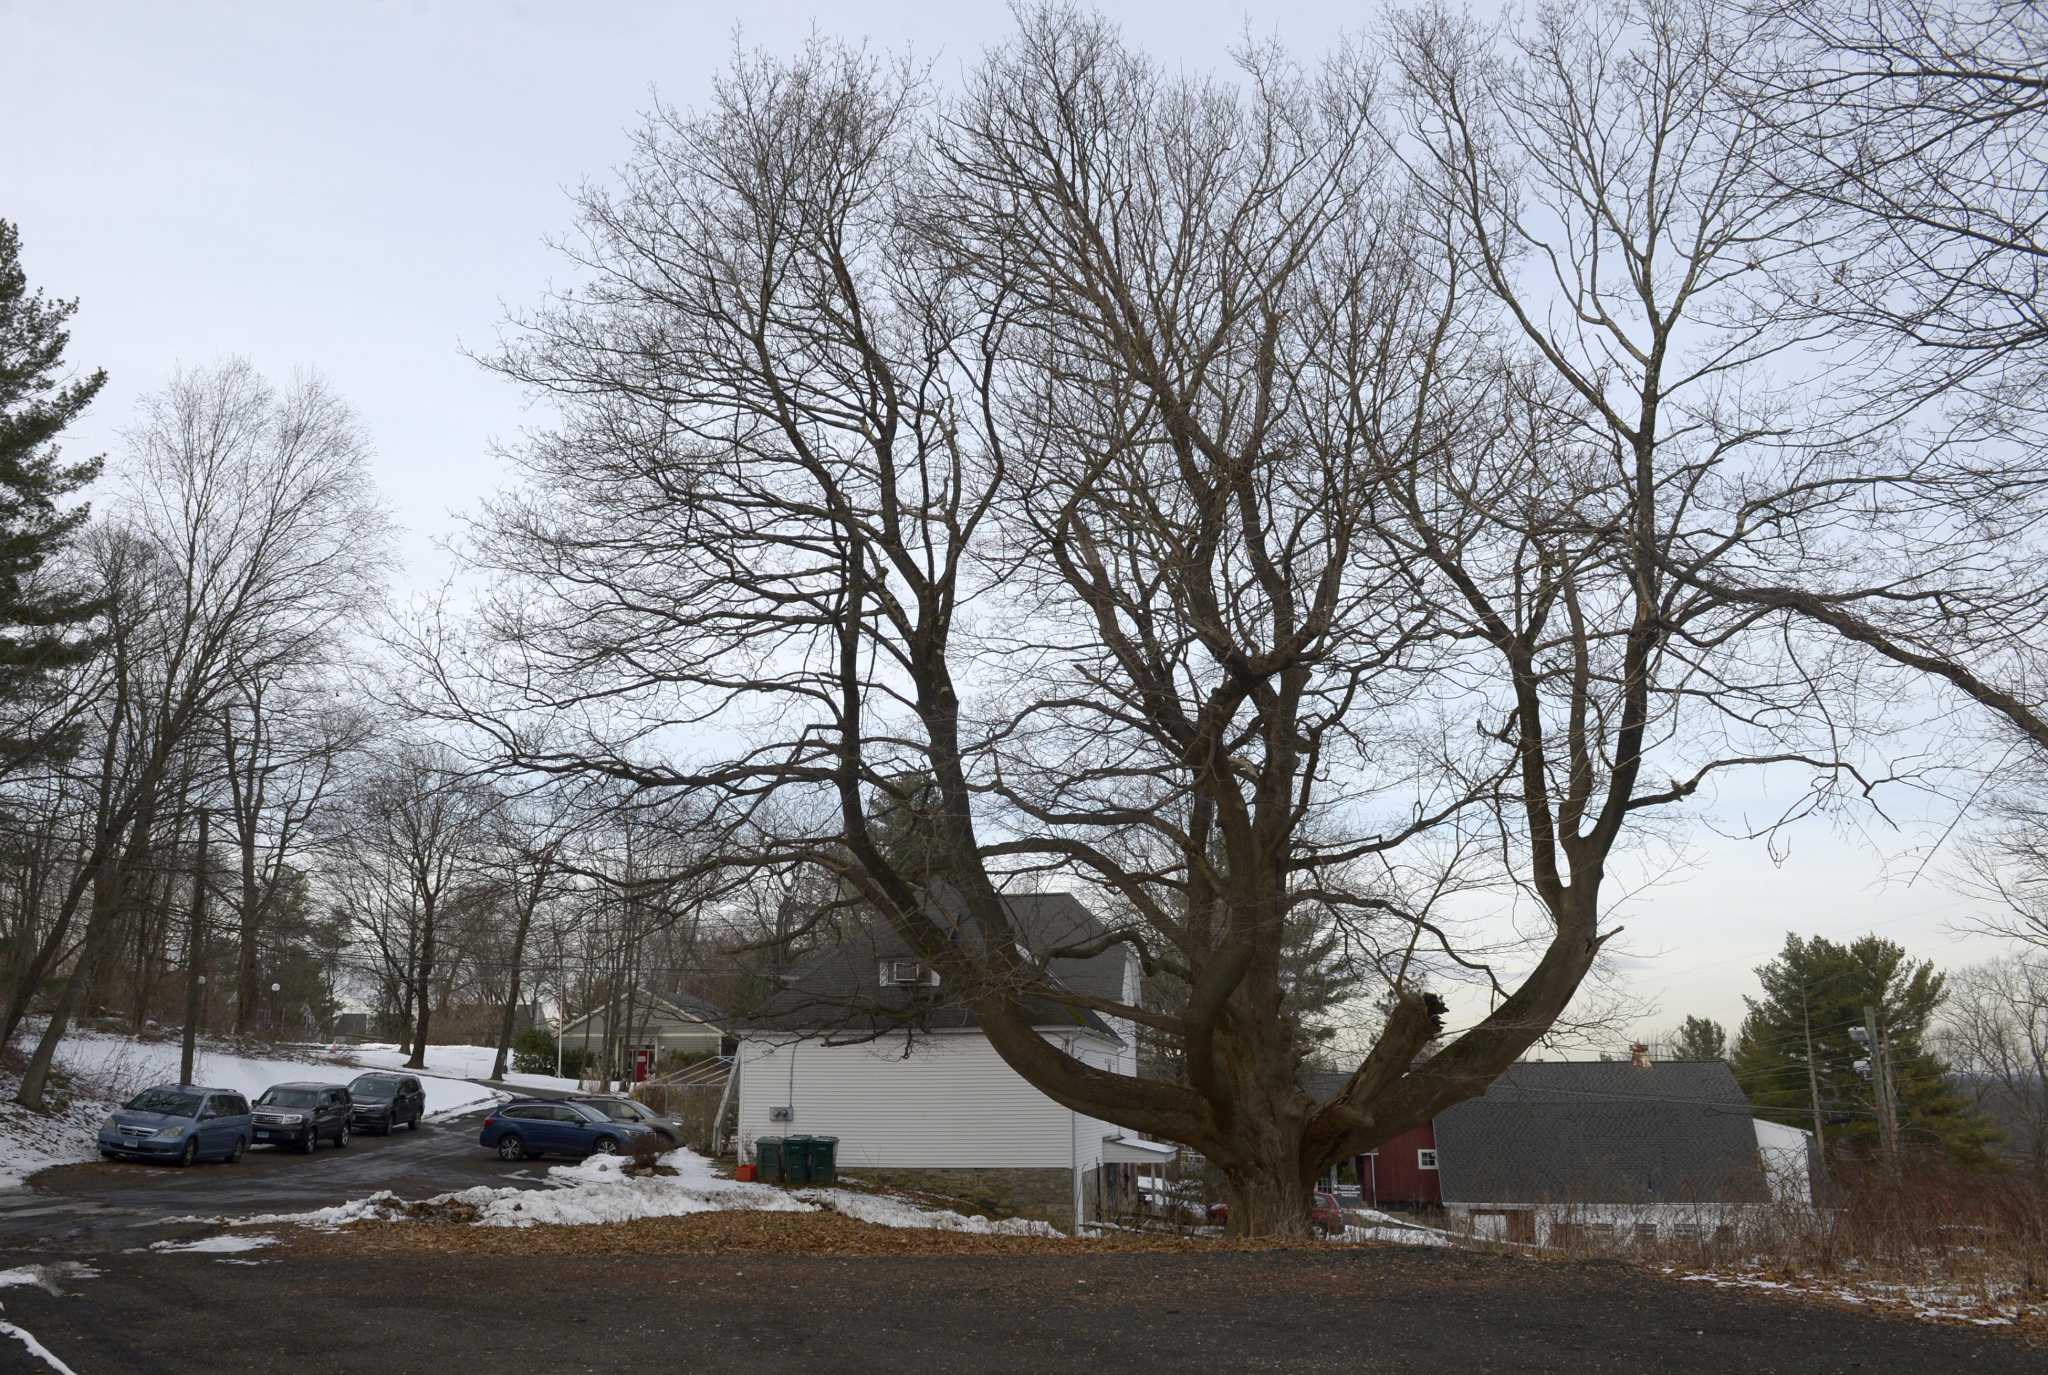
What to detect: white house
<box><xmin>732</xmin><ymin>892</ymin><xmax>1159</xmax><ymax>1226</ymax></box>
<box><xmin>557</xmin><ymin>989</ymin><xmax>731</xmax><ymax>1078</ymax></box>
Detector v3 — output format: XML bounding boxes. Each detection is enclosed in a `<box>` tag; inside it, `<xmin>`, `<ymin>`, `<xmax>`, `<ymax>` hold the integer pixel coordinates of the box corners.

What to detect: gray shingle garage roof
<box><xmin>1431</xmin><ymin>1060</ymin><xmax>1771</xmax><ymax>1205</ymax></box>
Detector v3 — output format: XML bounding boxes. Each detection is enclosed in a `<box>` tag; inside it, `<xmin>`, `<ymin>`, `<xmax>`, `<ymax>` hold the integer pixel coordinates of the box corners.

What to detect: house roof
<box><xmin>1428</xmin><ymin>1060</ymin><xmax>1771</xmax><ymax>1206</ymax></box>
<box><xmin>556</xmin><ymin>989</ymin><xmax>727</xmax><ymax>1036</ymax></box>
<box><xmin>736</xmin><ymin>890</ymin><xmax>1127</xmax><ymax>1041</ymax></box>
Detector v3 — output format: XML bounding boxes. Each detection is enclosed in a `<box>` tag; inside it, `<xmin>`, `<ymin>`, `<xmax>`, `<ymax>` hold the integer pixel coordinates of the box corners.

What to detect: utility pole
<box><xmin>1858</xmin><ymin>1005</ymin><xmax>1902</xmax><ymax>1171</ymax></box>
<box><xmin>1801</xmin><ymin>987</ymin><xmax>1829</xmax><ymax>1195</ymax></box>
<box><xmin>179</xmin><ymin>813</ymin><xmax>211</xmax><ymax>1086</ymax></box>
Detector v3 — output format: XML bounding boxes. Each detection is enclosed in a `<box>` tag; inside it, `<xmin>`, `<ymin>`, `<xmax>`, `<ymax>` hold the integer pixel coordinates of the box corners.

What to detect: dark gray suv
<box><xmin>252</xmin><ymin>1082</ymin><xmax>352</xmax><ymax>1151</ymax></box>
<box><xmin>347</xmin><ymin>1072</ymin><xmax>426</xmax><ymax>1134</ymax></box>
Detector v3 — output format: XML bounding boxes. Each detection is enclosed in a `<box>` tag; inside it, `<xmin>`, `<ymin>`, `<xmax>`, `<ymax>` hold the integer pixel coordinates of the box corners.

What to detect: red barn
<box><xmin>1304</xmin><ymin>1070</ymin><xmax>1441</xmax><ymax>1209</ymax></box>
<box><xmin>1356</xmin><ymin>1120</ymin><xmax>1440</xmax><ymax>1208</ymax></box>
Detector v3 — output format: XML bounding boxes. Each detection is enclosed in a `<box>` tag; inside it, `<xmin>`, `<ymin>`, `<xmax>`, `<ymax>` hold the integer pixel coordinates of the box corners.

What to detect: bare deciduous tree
<box><xmin>4</xmin><ymin>360</ymin><xmax>387</xmax><ymax>1107</ymax></box>
<box><xmin>1941</xmin><ymin>954</ymin><xmax>2048</xmax><ymax>1182</ymax></box>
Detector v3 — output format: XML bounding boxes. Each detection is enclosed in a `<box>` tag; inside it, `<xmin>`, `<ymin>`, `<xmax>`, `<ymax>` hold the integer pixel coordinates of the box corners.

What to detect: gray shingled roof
<box><xmin>1430</xmin><ymin>1060</ymin><xmax>1771</xmax><ymax>1205</ymax></box>
<box><xmin>737</xmin><ymin>890</ymin><xmax>1127</xmax><ymax>1040</ymax></box>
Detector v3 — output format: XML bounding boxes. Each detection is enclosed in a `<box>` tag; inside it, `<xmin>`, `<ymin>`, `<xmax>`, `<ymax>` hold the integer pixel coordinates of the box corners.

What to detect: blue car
<box><xmin>98</xmin><ymin>1084</ymin><xmax>253</xmax><ymax>1165</ymax></box>
<box><xmin>478</xmin><ymin>1099</ymin><xmax>658</xmax><ymax>1161</ymax></box>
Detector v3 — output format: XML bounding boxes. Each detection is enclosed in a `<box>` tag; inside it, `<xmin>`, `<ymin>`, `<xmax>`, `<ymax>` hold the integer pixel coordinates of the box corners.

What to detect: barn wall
<box><xmin>1360</xmin><ymin>1121</ymin><xmax>1441</xmax><ymax>1206</ymax></box>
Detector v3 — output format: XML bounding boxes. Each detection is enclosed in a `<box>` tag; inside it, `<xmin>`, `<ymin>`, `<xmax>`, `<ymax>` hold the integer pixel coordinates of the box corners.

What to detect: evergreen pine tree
<box><xmin>1732</xmin><ymin>933</ymin><xmax>1998</xmax><ymax>1166</ymax></box>
<box><xmin>1669</xmin><ymin>1014</ymin><xmax>1728</xmax><ymax>1060</ymax></box>
<box><xmin>0</xmin><ymin>220</ymin><xmax>105</xmax><ymax>768</ymax></box>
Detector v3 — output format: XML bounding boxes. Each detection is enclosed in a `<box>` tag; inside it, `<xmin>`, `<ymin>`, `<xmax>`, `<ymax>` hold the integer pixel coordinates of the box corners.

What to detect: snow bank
<box><xmin>346</xmin><ymin>1043</ymin><xmax>581</xmax><ymax>1096</ymax></box>
<box><xmin>1335</xmin><ymin>1223</ymin><xmax>1452</xmax><ymax>1247</ymax></box>
<box><xmin>0</xmin><ymin>1089</ymin><xmax>114</xmax><ymax>1189</ymax></box>
<box><xmin>213</xmin><ymin>1147</ymin><xmax>1067</xmax><ymax>1238</ymax></box>
<box><xmin>47</xmin><ymin>1028</ymin><xmax>504</xmax><ymax>1119</ymax></box>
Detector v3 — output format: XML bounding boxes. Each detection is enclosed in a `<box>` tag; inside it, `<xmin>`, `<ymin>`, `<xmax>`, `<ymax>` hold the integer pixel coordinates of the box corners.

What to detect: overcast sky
<box><xmin>3</xmin><ymin>0</ymin><xmax>2018</xmax><ymax>1046</ymax></box>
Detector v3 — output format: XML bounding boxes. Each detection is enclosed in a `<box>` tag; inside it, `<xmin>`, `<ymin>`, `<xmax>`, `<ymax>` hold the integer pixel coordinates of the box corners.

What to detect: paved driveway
<box><xmin>0</xmin><ymin>1109</ymin><xmax>537</xmax><ymax>1254</ymax></box>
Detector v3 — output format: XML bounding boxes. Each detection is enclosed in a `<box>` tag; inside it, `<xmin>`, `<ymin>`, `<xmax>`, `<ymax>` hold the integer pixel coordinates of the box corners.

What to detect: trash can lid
<box><xmin>812</xmin><ymin>1135</ymin><xmax>839</xmax><ymax>1144</ymax></box>
<box><xmin>757</xmin><ymin>1136</ymin><xmax>784</xmax><ymax>1146</ymax></box>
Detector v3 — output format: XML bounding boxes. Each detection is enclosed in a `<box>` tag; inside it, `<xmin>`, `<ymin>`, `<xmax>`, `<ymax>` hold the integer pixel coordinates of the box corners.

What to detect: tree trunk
<box><xmin>488</xmin><ymin>889</ymin><xmax>538</xmax><ymax>1082</ymax></box>
<box><xmin>1219</xmin><ymin>1156</ymin><xmax>1319</xmax><ymax>1240</ymax></box>
<box><xmin>179</xmin><ymin>813</ymin><xmax>210</xmax><ymax>1085</ymax></box>
<box><xmin>17</xmin><ymin>805</ymin><xmax>158</xmax><ymax>1110</ymax></box>
<box><xmin>233</xmin><ymin>827</ymin><xmax>260</xmax><ymax>1035</ymax></box>
<box><xmin>405</xmin><ymin>894</ymin><xmax>435</xmax><ymax>1068</ymax></box>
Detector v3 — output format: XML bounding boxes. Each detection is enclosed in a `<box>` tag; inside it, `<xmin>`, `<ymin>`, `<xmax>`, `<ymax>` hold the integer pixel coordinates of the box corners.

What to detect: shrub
<box><xmin>510</xmin><ymin>1026</ymin><xmax>592</xmax><ymax>1078</ymax></box>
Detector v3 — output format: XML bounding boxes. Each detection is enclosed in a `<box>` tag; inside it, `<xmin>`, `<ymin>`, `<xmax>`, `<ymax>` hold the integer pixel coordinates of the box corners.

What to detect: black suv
<box><xmin>252</xmin><ymin>1082</ymin><xmax>352</xmax><ymax>1152</ymax></box>
<box><xmin>347</xmin><ymin>1072</ymin><xmax>426</xmax><ymax>1134</ymax></box>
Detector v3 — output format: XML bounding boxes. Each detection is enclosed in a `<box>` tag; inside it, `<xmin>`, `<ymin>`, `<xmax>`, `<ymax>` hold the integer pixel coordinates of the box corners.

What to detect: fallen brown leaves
<box><xmin>283</xmin><ymin>1209</ymin><xmax>1364</xmax><ymax>1260</ymax></box>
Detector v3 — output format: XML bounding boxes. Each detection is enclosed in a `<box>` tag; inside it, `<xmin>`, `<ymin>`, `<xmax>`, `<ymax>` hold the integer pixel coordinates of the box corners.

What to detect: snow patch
<box><xmin>0</xmin><ymin>1264</ymin><xmax>97</xmax><ymax>1296</ymax></box>
<box><xmin>0</xmin><ymin>1320</ymin><xmax>79</xmax><ymax>1375</ymax></box>
<box><xmin>149</xmin><ymin>1233</ymin><xmax>278</xmax><ymax>1254</ymax></box>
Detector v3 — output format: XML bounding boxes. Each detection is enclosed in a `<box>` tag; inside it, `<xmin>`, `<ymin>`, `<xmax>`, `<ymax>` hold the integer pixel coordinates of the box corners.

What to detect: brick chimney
<box><xmin>1630</xmin><ymin>1042</ymin><xmax>1652</xmax><ymax>1069</ymax></box>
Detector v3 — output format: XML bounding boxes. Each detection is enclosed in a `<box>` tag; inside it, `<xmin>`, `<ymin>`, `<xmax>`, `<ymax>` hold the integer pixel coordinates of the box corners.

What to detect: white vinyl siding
<box><xmin>736</xmin><ymin>1029</ymin><xmax>1121</xmax><ymax>1170</ymax></box>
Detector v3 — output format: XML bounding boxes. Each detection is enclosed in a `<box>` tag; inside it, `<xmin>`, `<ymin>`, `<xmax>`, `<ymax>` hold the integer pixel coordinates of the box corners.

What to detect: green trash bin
<box><xmin>781</xmin><ymin>1134</ymin><xmax>814</xmax><ymax>1187</ymax></box>
<box><xmin>806</xmin><ymin>1135</ymin><xmax>839</xmax><ymax>1187</ymax></box>
<box><xmin>755</xmin><ymin>1136</ymin><xmax>785</xmax><ymax>1185</ymax></box>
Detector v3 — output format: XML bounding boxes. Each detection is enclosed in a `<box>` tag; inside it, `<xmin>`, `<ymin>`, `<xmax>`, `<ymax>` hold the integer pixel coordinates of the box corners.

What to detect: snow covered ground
<box><xmin>45</xmin><ymin>1029</ymin><xmax>503</xmax><ymax>1118</ymax></box>
<box><xmin>344</xmin><ymin>1043</ymin><xmax>580</xmax><ymax>1095</ymax></box>
<box><xmin>1335</xmin><ymin>1208</ymin><xmax>1454</xmax><ymax>1247</ymax></box>
<box><xmin>0</xmin><ymin>1088</ymin><xmax>118</xmax><ymax>1189</ymax></box>
<box><xmin>201</xmin><ymin>1145</ymin><xmax>1064</xmax><ymax>1237</ymax></box>
<box><xmin>0</xmin><ymin>1026</ymin><xmax>527</xmax><ymax>1187</ymax></box>
<box><xmin>1674</xmin><ymin>1268</ymin><xmax>2041</xmax><ymax>1329</ymax></box>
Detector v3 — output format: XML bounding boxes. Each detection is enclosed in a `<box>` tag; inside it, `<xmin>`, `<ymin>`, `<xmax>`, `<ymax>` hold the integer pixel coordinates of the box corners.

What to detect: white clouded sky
<box><xmin>3</xmin><ymin>0</ymin><xmax>2020</xmax><ymax>1043</ymax></box>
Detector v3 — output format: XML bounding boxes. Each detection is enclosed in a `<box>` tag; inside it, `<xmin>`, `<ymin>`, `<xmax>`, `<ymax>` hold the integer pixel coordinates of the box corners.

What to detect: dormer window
<box><xmin>879</xmin><ymin>959</ymin><xmax>937</xmax><ymax>987</ymax></box>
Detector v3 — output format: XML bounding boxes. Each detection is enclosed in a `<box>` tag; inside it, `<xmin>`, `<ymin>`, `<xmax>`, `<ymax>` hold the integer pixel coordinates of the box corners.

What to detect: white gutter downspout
<box><xmin>1068</xmin><ymin>1033</ymin><xmax>1083</xmax><ymax>1236</ymax></box>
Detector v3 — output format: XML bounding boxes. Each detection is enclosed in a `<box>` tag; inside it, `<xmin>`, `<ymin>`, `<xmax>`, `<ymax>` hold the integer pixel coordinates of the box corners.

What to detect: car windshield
<box><xmin>257</xmin><ymin>1088</ymin><xmax>321</xmax><ymax>1108</ymax></box>
<box><xmin>350</xmin><ymin>1079</ymin><xmax>397</xmax><ymax>1100</ymax></box>
<box><xmin>125</xmin><ymin>1088</ymin><xmax>202</xmax><ymax>1117</ymax></box>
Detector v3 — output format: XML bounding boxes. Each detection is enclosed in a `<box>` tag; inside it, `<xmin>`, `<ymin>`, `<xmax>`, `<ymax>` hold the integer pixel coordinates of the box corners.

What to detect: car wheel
<box><xmin>177</xmin><ymin>1139</ymin><xmax>198</xmax><ymax>1167</ymax></box>
<box><xmin>300</xmin><ymin>1125</ymin><xmax>319</xmax><ymax>1154</ymax></box>
<box><xmin>496</xmin><ymin>1134</ymin><xmax>526</xmax><ymax>1161</ymax></box>
<box><xmin>226</xmin><ymin>1136</ymin><xmax>245</xmax><ymax>1165</ymax></box>
<box><xmin>595</xmin><ymin>1135</ymin><xmax>620</xmax><ymax>1155</ymax></box>
<box><xmin>337</xmin><ymin>1122</ymin><xmax>350</xmax><ymax>1149</ymax></box>
<box><xmin>409</xmin><ymin>1110</ymin><xmax>421</xmax><ymax>1131</ymax></box>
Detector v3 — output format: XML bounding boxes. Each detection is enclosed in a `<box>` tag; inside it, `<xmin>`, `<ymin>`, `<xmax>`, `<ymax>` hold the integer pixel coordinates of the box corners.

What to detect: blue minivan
<box><xmin>98</xmin><ymin>1084</ymin><xmax>253</xmax><ymax>1165</ymax></box>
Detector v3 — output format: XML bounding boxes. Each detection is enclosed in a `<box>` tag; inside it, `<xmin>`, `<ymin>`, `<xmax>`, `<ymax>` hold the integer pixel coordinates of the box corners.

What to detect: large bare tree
<box><xmin>398</xmin><ymin>9</ymin><xmax>1892</xmax><ymax>1233</ymax></box>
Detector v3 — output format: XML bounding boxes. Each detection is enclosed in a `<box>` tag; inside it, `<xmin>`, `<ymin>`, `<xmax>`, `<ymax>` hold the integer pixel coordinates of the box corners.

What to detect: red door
<box><xmin>632</xmin><ymin>1047</ymin><xmax>655</xmax><ymax>1082</ymax></box>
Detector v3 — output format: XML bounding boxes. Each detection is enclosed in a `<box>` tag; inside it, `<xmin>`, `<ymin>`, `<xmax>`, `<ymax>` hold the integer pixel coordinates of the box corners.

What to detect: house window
<box><xmin>1417</xmin><ymin>1148</ymin><xmax>1438</xmax><ymax>1171</ymax></box>
<box><xmin>879</xmin><ymin>959</ymin><xmax>937</xmax><ymax>987</ymax></box>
